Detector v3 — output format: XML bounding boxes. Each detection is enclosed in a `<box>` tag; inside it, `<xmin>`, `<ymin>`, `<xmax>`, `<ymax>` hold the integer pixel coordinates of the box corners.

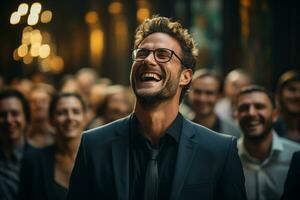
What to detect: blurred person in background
<box><xmin>189</xmin><ymin>69</ymin><xmax>241</xmax><ymax>138</ymax></box>
<box><xmin>88</xmin><ymin>78</ymin><xmax>112</xmax><ymax>125</ymax></box>
<box><xmin>76</xmin><ymin>67</ymin><xmax>98</xmax><ymax>99</ymax></box>
<box><xmin>27</xmin><ymin>83</ymin><xmax>56</xmax><ymax>148</ymax></box>
<box><xmin>59</xmin><ymin>75</ymin><xmax>80</xmax><ymax>94</ymax></box>
<box><xmin>18</xmin><ymin>92</ymin><xmax>87</xmax><ymax>200</ymax></box>
<box><xmin>87</xmin><ymin>85</ymin><xmax>133</xmax><ymax>129</ymax></box>
<box><xmin>215</xmin><ymin>68</ymin><xmax>252</xmax><ymax>121</ymax></box>
<box><xmin>236</xmin><ymin>85</ymin><xmax>300</xmax><ymax>200</ymax></box>
<box><xmin>274</xmin><ymin>70</ymin><xmax>300</xmax><ymax>143</ymax></box>
<box><xmin>0</xmin><ymin>89</ymin><xmax>34</xmax><ymax>200</ymax></box>
<box><xmin>11</xmin><ymin>79</ymin><xmax>34</xmax><ymax>98</ymax></box>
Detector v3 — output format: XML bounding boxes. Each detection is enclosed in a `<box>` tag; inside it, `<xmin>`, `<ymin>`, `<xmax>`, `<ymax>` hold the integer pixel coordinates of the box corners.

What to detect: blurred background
<box><xmin>0</xmin><ymin>0</ymin><xmax>299</xmax><ymax>91</ymax></box>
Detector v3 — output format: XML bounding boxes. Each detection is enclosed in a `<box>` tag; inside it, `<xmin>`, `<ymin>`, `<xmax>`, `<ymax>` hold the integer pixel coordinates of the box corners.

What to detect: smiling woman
<box><xmin>18</xmin><ymin>92</ymin><xmax>87</xmax><ymax>200</ymax></box>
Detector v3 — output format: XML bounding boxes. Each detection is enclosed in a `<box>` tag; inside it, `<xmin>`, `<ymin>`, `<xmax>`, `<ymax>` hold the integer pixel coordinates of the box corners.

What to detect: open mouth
<box><xmin>140</xmin><ymin>72</ymin><xmax>162</xmax><ymax>82</ymax></box>
<box><xmin>243</xmin><ymin>120</ymin><xmax>262</xmax><ymax>130</ymax></box>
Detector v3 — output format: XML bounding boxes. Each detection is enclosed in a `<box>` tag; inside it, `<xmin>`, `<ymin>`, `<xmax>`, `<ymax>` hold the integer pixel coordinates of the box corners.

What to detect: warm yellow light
<box><xmin>22</xmin><ymin>32</ymin><xmax>31</xmax><ymax>45</ymax></box>
<box><xmin>108</xmin><ymin>2</ymin><xmax>122</xmax><ymax>14</ymax></box>
<box><xmin>85</xmin><ymin>11</ymin><xmax>98</xmax><ymax>24</ymax></box>
<box><xmin>50</xmin><ymin>56</ymin><xmax>64</xmax><ymax>73</ymax></box>
<box><xmin>41</xmin><ymin>10</ymin><xmax>52</xmax><ymax>23</ymax></box>
<box><xmin>137</xmin><ymin>8</ymin><xmax>150</xmax><ymax>22</ymax></box>
<box><xmin>40</xmin><ymin>58</ymin><xmax>51</xmax><ymax>72</ymax></box>
<box><xmin>30</xmin><ymin>2</ymin><xmax>42</xmax><ymax>14</ymax></box>
<box><xmin>30</xmin><ymin>43</ymin><xmax>40</xmax><ymax>57</ymax></box>
<box><xmin>18</xmin><ymin>3</ymin><xmax>29</xmax><ymax>16</ymax></box>
<box><xmin>10</xmin><ymin>12</ymin><xmax>21</xmax><ymax>25</ymax></box>
<box><xmin>23</xmin><ymin>54</ymin><xmax>33</xmax><ymax>64</ymax></box>
<box><xmin>90</xmin><ymin>29</ymin><xmax>103</xmax><ymax>57</ymax></box>
<box><xmin>27</xmin><ymin>14</ymin><xmax>39</xmax><ymax>26</ymax></box>
<box><xmin>39</xmin><ymin>44</ymin><xmax>51</xmax><ymax>58</ymax></box>
<box><xmin>23</xmin><ymin>26</ymin><xmax>33</xmax><ymax>33</ymax></box>
<box><xmin>30</xmin><ymin>29</ymin><xmax>42</xmax><ymax>44</ymax></box>
<box><xmin>13</xmin><ymin>49</ymin><xmax>21</xmax><ymax>61</ymax></box>
<box><xmin>17</xmin><ymin>44</ymin><xmax>28</xmax><ymax>57</ymax></box>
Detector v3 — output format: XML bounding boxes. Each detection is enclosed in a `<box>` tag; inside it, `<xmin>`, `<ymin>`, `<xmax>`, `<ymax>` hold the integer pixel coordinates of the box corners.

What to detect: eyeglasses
<box><xmin>132</xmin><ymin>48</ymin><xmax>186</xmax><ymax>67</ymax></box>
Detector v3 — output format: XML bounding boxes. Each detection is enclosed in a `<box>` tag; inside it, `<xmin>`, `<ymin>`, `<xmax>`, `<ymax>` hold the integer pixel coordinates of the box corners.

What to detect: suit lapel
<box><xmin>112</xmin><ymin>116</ymin><xmax>131</xmax><ymax>200</ymax></box>
<box><xmin>170</xmin><ymin>119</ymin><xmax>198</xmax><ymax>200</ymax></box>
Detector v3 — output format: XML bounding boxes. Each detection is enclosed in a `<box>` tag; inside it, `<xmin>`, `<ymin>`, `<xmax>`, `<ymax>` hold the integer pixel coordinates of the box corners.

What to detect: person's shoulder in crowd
<box><xmin>186</xmin><ymin>118</ymin><xmax>236</xmax><ymax>147</ymax></box>
<box><xmin>279</xmin><ymin>136</ymin><xmax>300</xmax><ymax>157</ymax></box>
<box><xmin>22</xmin><ymin>144</ymin><xmax>55</xmax><ymax>163</ymax></box>
<box><xmin>220</xmin><ymin>117</ymin><xmax>242</xmax><ymax>138</ymax></box>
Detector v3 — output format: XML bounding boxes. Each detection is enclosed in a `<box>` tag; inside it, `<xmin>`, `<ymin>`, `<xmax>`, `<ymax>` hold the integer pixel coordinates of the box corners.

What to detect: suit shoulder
<box><xmin>185</xmin><ymin>119</ymin><xmax>236</xmax><ymax>153</ymax></box>
<box><xmin>82</xmin><ymin>116</ymin><xmax>130</xmax><ymax>145</ymax></box>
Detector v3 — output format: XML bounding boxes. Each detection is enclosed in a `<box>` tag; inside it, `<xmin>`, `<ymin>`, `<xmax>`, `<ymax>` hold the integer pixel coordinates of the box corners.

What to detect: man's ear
<box><xmin>180</xmin><ymin>68</ymin><xmax>193</xmax><ymax>87</ymax></box>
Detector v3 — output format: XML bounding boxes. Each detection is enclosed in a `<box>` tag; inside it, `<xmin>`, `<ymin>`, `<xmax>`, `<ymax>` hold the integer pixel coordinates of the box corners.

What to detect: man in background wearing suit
<box><xmin>68</xmin><ymin>16</ymin><xmax>247</xmax><ymax>200</ymax></box>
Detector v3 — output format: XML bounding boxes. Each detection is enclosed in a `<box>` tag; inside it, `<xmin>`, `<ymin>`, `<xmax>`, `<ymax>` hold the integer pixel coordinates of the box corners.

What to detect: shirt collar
<box><xmin>238</xmin><ymin>130</ymin><xmax>283</xmax><ymax>164</ymax></box>
<box><xmin>131</xmin><ymin>113</ymin><xmax>183</xmax><ymax>146</ymax></box>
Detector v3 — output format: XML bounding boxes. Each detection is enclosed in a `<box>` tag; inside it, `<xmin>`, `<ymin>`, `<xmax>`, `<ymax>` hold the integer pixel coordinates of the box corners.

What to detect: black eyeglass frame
<box><xmin>132</xmin><ymin>48</ymin><xmax>187</xmax><ymax>67</ymax></box>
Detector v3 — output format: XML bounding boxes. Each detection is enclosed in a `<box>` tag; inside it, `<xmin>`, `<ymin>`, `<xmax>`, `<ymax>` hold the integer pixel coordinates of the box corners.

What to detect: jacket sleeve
<box><xmin>215</xmin><ymin>138</ymin><xmax>248</xmax><ymax>200</ymax></box>
<box><xmin>67</xmin><ymin>134</ymin><xmax>92</xmax><ymax>199</ymax></box>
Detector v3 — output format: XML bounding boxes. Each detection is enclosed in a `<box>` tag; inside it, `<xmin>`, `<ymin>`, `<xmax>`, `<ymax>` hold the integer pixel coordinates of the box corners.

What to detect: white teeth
<box><xmin>141</xmin><ymin>72</ymin><xmax>161</xmax><ymax>81</ymax></box>
<box><xmin>248</xmin><ymin>121</ymin><xmax>260</xmax><ymax>126</ymax></box>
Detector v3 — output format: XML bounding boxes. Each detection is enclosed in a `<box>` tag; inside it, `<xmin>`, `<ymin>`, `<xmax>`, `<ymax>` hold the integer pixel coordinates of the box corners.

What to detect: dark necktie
<box><xmin>144</xmin><ymin>148</ymin><xmax>159</xmax><ymax>200</ymax></box>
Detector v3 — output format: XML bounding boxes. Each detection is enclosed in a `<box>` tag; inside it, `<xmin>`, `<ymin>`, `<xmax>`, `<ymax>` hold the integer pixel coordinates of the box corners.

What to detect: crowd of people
<box><xmin>0</xmin><ymin>16</ymin><xmax>299</xmax><ymax>200</ymax></box>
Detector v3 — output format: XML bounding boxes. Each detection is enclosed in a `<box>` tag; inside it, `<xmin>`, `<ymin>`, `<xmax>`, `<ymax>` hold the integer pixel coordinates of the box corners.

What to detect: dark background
<box><xmin>1</xmin><ymin>0</ymin><xmax>299</xmax><ymax>91</ymax></box>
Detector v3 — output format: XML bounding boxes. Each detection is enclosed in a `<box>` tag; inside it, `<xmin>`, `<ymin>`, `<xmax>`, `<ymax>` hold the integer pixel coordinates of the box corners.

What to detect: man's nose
<box><xmin>143</xmin><ymin>51</ymin><xmax>156</xmax><ymax>65</ymax></box>
<box><xmin>248</xmin><ymin>105</ymin><xmax>257</xmax><ymax>116</ymax></box>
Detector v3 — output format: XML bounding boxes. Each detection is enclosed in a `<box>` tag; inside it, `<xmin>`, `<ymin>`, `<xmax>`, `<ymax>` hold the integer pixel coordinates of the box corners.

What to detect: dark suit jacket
<box><xmin>68</xmin><ymin>115</ymin><xmax>247</xmax><ymax>200</ymax></box>
<box><xmin>18</xmin><ymin>145</ymin><xmax>59</xmax><ymax>200</ymax></box>
<box><xmin>281</xmin><ymin>151</ymin><xmax>300</xmax><ymax>200</ymax></box>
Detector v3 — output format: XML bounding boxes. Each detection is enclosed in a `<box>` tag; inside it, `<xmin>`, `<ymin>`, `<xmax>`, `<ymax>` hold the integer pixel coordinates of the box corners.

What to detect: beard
<box><xmin>130</xmin><ymin>67</ymin><xmax>182</xmax><ymax>108</ymax></box>
<box><xmin>239</xmin><ymin>115</ymin><xmax>273</xmax><ymax>143</ymax></box>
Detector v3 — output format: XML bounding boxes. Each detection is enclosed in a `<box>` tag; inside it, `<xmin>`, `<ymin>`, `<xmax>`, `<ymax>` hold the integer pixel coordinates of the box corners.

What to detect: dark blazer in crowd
<box><xmin>18</xmin><ymin>145</ymin><xmax>67</xmax><ymax>200</ymax></box>
<box><xmin>67</xmin><ymin>115</ymin><xmax>247</xmax><ymax>200</ymax></box>
<box><xmin>0</xmin><ymin>141</ymin><xmax>34</xmax><ymax>200</ymax></box>
<box><xmin>281</xmin><ymin>151</ymin><xmax>300</xmax><ymax>200</ymax></box>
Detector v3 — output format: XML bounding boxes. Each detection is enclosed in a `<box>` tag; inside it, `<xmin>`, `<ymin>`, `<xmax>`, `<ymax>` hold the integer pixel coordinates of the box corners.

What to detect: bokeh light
<box><xmin>137</xmin><ymin>8</ymin><xmax>150</xmax><ymax>22</ymax></box>
<box><xmin>108</xmin><ymin>2</ymin><xmax>122</xmax><ymax>14</ymax></box>
<box><xmin>27</xmin><ymin>14</ymin><xmax>39</xmax><ymax>26</ymax></box>
<box><xmin>13</xmin><ymin>49</ymin><xmax>21</xmax><ymax>61</ymax></box>
<box><xmin>17</xmin><ymin>44</ymin><xmax>28</xmax><ymax>57</ymax></box>
<box><xmin>30</xmin><ymin>2</ymin><xmax>42</xmax><ymax>14</ymax></box>
<box><xmin>18</xmin><ymin>3</ymin><xmax>29</xmax><ymax>16</ymax></box>
<box><xmin>85</xmin><ymin>11</ymin><xmax>98</xmax><ymax>24</ymax></box>
<box><xmin>10</xmin><ymin>12</ymin><xmax>21</xmax><ymax>25</ymax></box>
<box><xmin>39</xmin><ymin>44</ymin><xmax>51</xmax><ymax>58</ymax></box>
<box><xmin>41</xmin><ymin>10</ymin><xmax>52</xmax><ymax>23</ymax></box>
<box><xmin>50</xmin><ymin>56</ymin><xmax>64</xmax><ymax>73</ymax></box>
<box><xmin>30</xmin><ymin>29</ymin><xmax>42</xmax><ymax>44</ymax></box>
<box><xmin>30</xmin><ymin>43</ymin><xmax>41</xmax><ymax>57</ymax></box>
<box><xmin>23</xmin><ymin>54</ymin><xmax>33</xmax><ymax>64</ymax></box>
